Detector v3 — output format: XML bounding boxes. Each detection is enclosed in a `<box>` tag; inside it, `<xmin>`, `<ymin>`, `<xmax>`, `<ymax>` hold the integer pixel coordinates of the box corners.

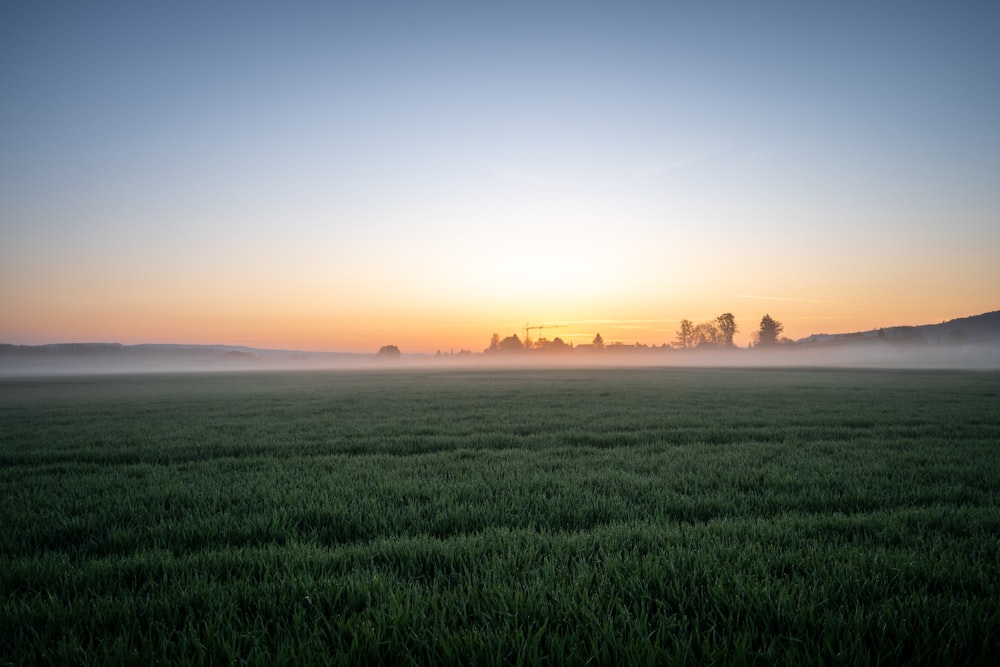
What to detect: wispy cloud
<box><xmin>503</xmin><ymin>319</ymin><xmax>668</xmax><ymax>328</ymax></box>
<box><xmin>565</xmin><ymin>318</ymin><xmax>668</xmax><ymax>325</ymax></box>
<box><xmin>736</xmin><ymin>294</ymin><xmax>843</xmax><ymax>305</ymax></box>
<box><xmin>632</xmin><ymin>156</ymin><xmax>704</xmax><ymax>180</ymax></box>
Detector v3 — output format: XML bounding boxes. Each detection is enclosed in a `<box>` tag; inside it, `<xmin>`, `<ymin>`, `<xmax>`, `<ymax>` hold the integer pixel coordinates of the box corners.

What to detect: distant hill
<box><xmin>799</xmin><ymin>310</ymin><xmax>1000</xmax><ymax>346</ymax></box>
<box><xmin>0</xmin><ymin>343</ymin><xmax>369</xmax><ymax>375</ymax></box>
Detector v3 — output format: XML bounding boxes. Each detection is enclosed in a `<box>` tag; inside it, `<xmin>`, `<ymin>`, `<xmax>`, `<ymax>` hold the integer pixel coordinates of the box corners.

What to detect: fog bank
<box><xmin>2</xmin><ymin>340</ymin><xmax>998</xmax><ymax>377</ymax></box>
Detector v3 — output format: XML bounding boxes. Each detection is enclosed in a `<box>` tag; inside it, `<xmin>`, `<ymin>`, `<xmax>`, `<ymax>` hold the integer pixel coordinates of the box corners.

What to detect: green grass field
<box><xmin>2</xmin><ymin>367</ymin><xmax>998</xmax><ymax>665</ymax></box>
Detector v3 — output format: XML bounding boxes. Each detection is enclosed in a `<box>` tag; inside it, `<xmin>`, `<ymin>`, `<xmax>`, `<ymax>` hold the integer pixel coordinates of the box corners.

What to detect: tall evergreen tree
<box><xmin>758</xmin><ymin>314</ymin><xmax>784</xmax><ymax>347</ymax></box>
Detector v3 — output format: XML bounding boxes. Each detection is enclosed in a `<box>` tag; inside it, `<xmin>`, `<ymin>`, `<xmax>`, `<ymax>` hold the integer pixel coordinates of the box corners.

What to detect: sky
<box><xmin>2</xmin><ymin>2</ymin><xmax>998</xmax><ymax>353</ymax></box>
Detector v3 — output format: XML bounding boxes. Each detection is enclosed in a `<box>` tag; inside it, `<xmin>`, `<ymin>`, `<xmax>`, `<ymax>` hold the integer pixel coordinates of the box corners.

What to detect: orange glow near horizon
<box><xmin>2</xmin><ymin>5</ymin><xmax>998</xmax><ymax>354</ymax></box>
<box><xmin>2</xmin><ymin>223</ymin><xmax>999</xmax><ymax>353</ymax></box>
<box><xmin>2</xmin><ymin>205</ymin><xmax>998</xmax><ymax>353</ymax></box>
<box><xmin>2</xmin><ymin>281</ymin><xmax>997</xmax><ymax>354</ymax></box>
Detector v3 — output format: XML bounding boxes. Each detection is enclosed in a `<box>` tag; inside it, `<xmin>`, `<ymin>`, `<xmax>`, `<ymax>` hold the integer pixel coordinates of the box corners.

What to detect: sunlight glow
<box><xmin>1</xmin><ymin>4</ymin><xmax>997</xmax><ymax>352</ymax></box>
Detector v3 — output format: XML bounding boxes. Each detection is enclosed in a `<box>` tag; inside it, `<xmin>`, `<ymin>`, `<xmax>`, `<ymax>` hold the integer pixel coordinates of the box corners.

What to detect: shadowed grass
<box><xmin>1</xmin><ymin>368</ymin><xmax>998</xmax><ymax>664</ymax></box>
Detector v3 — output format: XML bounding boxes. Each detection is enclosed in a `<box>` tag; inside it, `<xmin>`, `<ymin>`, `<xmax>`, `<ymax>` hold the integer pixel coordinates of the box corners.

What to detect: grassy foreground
<box><xmin>1</xmin><ymin>367</ymin><xmax>998</xmax><ymax>665</ymax></box>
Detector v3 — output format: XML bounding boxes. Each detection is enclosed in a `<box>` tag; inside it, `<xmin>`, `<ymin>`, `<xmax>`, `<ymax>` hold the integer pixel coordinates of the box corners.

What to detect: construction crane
<box><xmin>523</xmin><ymin>323</ymin><xmax>567</xmax><ymax>348</ymax></box>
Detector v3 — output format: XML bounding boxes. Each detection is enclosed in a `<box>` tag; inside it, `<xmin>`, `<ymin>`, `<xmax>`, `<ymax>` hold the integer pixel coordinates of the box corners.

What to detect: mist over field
<box><xmin>2</xmin><ymin>340</ymin><xmax>998</xmax><ymax>377</ymax></box>
<box><xmin>6</xmin><ymin>311</ymin><xmax>998</xmax><ymax>376</ymax></box>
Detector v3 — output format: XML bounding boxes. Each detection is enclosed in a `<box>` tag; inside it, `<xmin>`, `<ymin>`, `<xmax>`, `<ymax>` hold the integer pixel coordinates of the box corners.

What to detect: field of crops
<box><xmin>2</xmin><ymin>367</ymin><xmax>998</xmax><ymax>665</ymax></box>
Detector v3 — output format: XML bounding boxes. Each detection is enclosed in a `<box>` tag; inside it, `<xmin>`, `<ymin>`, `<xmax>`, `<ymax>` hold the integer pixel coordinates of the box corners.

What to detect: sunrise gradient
<box><xmin>2</xmin><ymin>3</ymin><xmax>998</xmax><ymax>353</ymax></box>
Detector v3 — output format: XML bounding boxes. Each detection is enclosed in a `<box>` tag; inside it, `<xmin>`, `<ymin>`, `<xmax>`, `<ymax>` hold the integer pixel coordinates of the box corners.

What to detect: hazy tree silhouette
<box><xmin>592</xmin><ymin>333</ymin><xmax>604</xmax><ymax>349</ymax></box>
<box><xmin>674</xmin><ymin>320</ymin><xmax>694</xmax><ymax>349</ymax></box>
<box><xmin>537</xmin><ymin>337</ymin><xmax>572</xmax><ymax>353</ymax></box>
<box><xmin>716</xmin><ymin>313</ymin><xmax>738</xmax><ymax>347</ymax></box>
<box><xmin>757</xmin><ymin>315</ymin><xmax>784</xmax><ymax>347</ymax></box>
<box><xmin>376</xmin><ymin>345</ymin><xmax>401</xmax><ymax>359</ymax></box>
<box><xmin>692</xmin><ymin>322</ymin><xmax>720</xmax><ymax>347</ymax></box>
<box><xmin>487</xmin><ymin>333</ymin><xmax>500</xmax><ymax>353</ymax></box>
<box><xmin>494</xmin><ymin>334</ymin><xmax>524</xmax><ymax>353</ymax></box>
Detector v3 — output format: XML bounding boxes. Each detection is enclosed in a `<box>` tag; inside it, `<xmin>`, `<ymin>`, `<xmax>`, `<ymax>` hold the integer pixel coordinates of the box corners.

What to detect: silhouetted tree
<box><xmin>674</xmin><ymin>320</ymin><xmax>694</xmax><ymax>349</ymax></box>
<box><xmin>376</xmin><ymin>345</ymin><xmax>401</xmax><ymax>359</ymax></box>
<box><xmin>716</xmin><ymin>313</ymin><xmax>738</xmax><ymax>347</ymax></box>
<box><xmin>487</xmin><ymin>333</ymin><xmax>500</xmax><ymax>352</ymax></box>
<box><xmin>757</xmin><ymin>315</ymin><xmax>784</xmax><ymax>347</ymax></box>
<box><xmin>692</xmin><ymin>322</ymin><xmax>721</xmax><ymax>348</ymax></box>
<box><xmin>537</xmin><ymin>337</ymin><xmax>572</xmax><ymax>354</ymax></box>
<box><xmin>496</xmin><ymin>334</ymin><xmax>524</xmax><ymax>353</ymax></box>
<box><xmin>593</xmin><ymin>333</ymin><xmax>604</xmax><ymax>349</ymax></box>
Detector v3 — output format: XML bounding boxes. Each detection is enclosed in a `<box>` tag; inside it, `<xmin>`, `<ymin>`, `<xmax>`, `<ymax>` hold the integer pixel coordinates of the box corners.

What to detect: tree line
<box><xmin>481</xmin><ymin>313</ymin><xmax>788</xmax><ymax>354</ymax></box>
<box><xmin>379</xmin><ymin>314</ymin><xmax>789</xmax><ymax>357</ymax></box>
<box><xmin>673</xmin><ymin>313</ymin><xmax>788</xmax><ymax>349</ymax></box>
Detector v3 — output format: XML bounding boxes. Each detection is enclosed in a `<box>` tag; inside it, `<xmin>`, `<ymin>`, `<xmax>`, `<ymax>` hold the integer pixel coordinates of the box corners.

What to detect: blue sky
<box><xmin>2</xmin><ymin>2</ymin><xmax>998</xmax><ymax>350</ymax></box>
